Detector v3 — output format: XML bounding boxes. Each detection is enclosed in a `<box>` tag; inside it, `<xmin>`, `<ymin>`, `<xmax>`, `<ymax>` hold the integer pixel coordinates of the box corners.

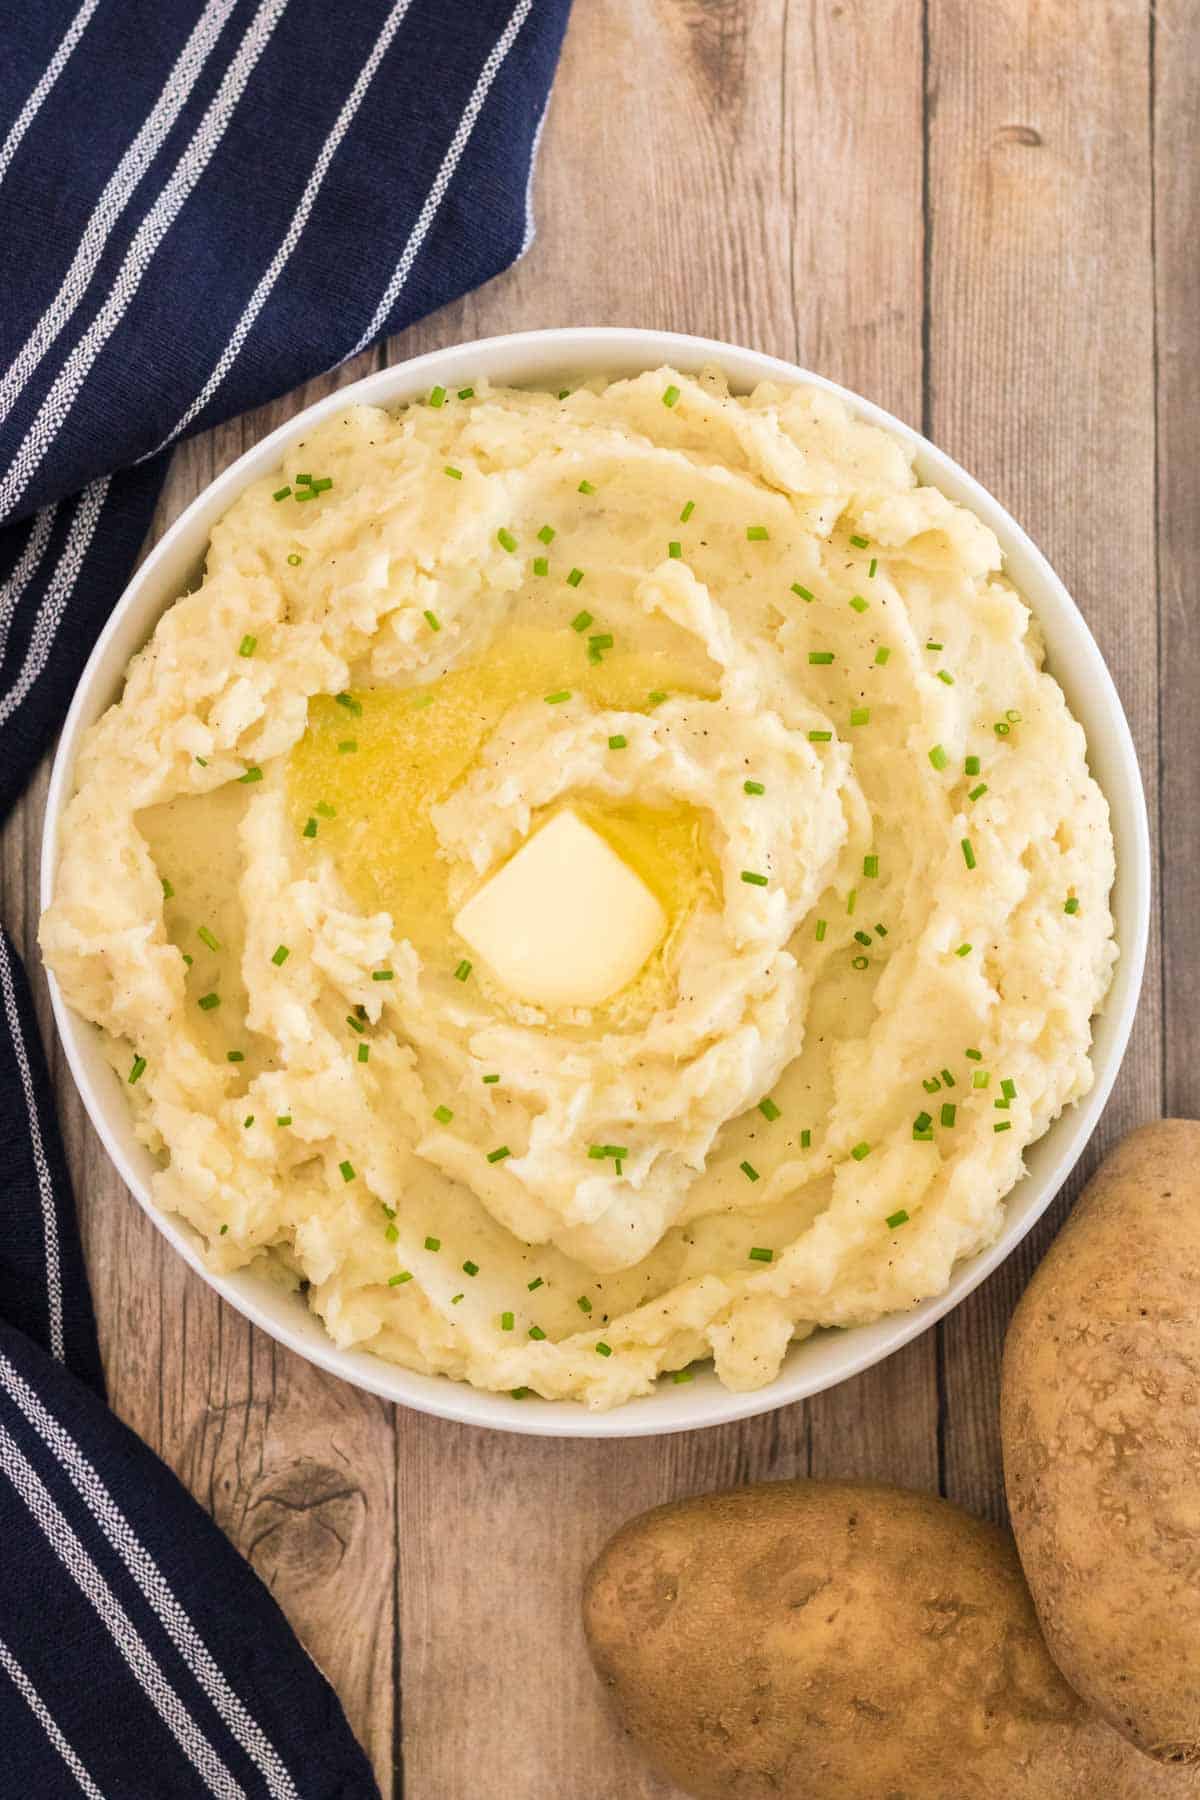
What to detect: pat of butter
<box><xmin>453</xmin><ymin>810</ymin><xmax>667</xmax><ymax>1008</ymax></box>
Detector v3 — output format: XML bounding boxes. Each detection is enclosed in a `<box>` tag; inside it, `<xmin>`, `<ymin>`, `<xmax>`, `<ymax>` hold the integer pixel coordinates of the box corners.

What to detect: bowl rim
<box><xmin>39</xmin><ymin>325</ymin><xmax>1151</xmax><ymax>1438</ymax></box>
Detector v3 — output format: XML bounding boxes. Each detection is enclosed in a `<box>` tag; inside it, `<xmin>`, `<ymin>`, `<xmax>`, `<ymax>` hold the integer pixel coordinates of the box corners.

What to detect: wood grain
<box><xmin>0</xmin><ymin>0</ymin><xmax>1183</xmax><ymax>1794</ymax></box>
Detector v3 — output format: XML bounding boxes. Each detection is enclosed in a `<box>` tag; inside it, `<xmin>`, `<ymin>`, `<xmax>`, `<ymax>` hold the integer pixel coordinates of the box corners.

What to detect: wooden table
<box><xmin>3</xmin><ymin>2</ymin><xmax>1194</xmax><ymax>1793</ymax></box>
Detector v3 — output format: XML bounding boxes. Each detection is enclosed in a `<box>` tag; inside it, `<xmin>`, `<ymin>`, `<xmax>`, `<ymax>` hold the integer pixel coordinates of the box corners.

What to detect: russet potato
<box><xmin>583</xmin><ymin>1479</ymin><xmax>1200</xmax><ymax>1798</ymax></box>
<box><xmin>1003</xmin><ymin>1119</ymin><xmax>1200</xmax><ymax>1765</ymax></box>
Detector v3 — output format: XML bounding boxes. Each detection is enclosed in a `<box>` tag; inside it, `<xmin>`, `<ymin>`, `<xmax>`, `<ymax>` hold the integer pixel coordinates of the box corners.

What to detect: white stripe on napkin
<box><xmin>0</xmin><ymin>1634</ymin><xmax>106</xmax><ymax>1798</ymax></box>
<box><xmin>0</xmin><ymin>0</ymin><xmax>238</xmax><ymax>425</ymax></box>
<box><xmin>0</xmin><ymin>477</ymin><xmax>109</xmax><ymax>727</ymax></box>
<box><xmin>0</xmin><ymin>0</ymin><xmax>104</xmax><ymax>190</ymax></box>
<box><xmin>0</xmin><ymin>1349</ymin><xmax>300</xmax><ymax>1800</ymax></box>
<box><xmin>0</xmin><ymin>1421</ymin><xmax>247</xmax><ymax>1799</ymax></box>
<box><xmin>0</xmin><ymin>934</ymin><xmax>64</xmax><ymax>1362</ymax></box>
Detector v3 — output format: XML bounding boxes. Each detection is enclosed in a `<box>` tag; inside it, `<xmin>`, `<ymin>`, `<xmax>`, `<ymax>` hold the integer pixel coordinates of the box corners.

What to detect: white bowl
<box><xmin>40</xmin><ymin>328</ymin><xmax>1150</xmax><ymax>1438</ymax></box>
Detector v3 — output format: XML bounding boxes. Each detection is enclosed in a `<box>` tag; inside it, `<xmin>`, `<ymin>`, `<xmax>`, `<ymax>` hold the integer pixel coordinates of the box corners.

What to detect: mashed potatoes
<box><xmin>39</xmin><ymin>367</ymin><xmax>1117</xmax><ymax>1408</ymax></box>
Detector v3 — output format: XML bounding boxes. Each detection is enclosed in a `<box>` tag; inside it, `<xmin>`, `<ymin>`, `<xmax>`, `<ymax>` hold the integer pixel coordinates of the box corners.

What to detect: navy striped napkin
<box><xmin>0</xmin><ymin>2</ymin><xmax>570</xmax><ymax>1791</ymax></box>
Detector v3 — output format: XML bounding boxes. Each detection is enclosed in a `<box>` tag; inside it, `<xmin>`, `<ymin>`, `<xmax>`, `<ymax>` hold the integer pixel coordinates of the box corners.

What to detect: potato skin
<box><xmin>583</xmin><ymin>1480</ymin><xmax>1197</xmax><ymax>1798</ymax></box>
<box><xmin>1002</xmin><ymin>1119</ymin><xmax>1200</xmax><ymax>1765</ymax></box>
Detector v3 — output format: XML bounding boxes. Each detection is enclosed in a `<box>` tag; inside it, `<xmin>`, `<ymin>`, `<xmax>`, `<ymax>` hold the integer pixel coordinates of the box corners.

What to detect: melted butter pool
<box><xmin>286</xmin><ymin>627</ymin><xmax>720</xmax><ymax>991</ymax></box>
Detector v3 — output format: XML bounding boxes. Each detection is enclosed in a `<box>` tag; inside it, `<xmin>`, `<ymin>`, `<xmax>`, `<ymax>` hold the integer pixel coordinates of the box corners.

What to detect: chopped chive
<box><xmin>849</xmin><ymin>595</ymin><xmax>869</xmax><ymax>613</ymax></box>
<box><xmin>809</xmin><ymin>651</ymin><xmax>835</xmax><ymax>665</ymax></box>
<box><xmin>453</xmin><ymin>959</ymin><xmax>472</xmax><ymax>982</ymax></box>
<box><xmin>672</xmin><ymin>1367</ymin><xmax>694</xmax><ymax>1383</ymax></box>
<box><xmin>570</xmin><ymin>609</ymin><xmax>593</xmax><ymax>632</ymax></box>
<box><xmin>1064</xmin><ymin>896</ymin><xmax>1080</xmax><ymax>914</ymax></box>
<box><xmin>868</xmin><ymin>557</ymin><xmax>878</xmax><ymax>578</ymax></box>
<box><xmin>481</xmin><ymin>1073</ymin><xmax>500</xmax><ymax>1084</ymax></box>
<box><xmin>578</xmin><ymin>479</ymin><xmax>596</xmax><ymax>495</ymax></box>
<box><xmin>741</xmin><ymin>870</ymin><xmax>768</xmax><ymax>887</ymax></box>
<box><xmin>338</xmin><ymin>1160</ymin><xmax>355</xmax><ymax>1182</ymax></box>
<box><xmin>758</xmin><ymin>1097</ymin><xmax>781</xmax><ymax>1121</ymax></box>
<box><xmin>443</xmin><ymin>465</ymin><xmax>463</xmax><ymax>480</ymax></box>
<box><xmin>302</xmin><ymin>817</ymin><xmax>318</xmax><ymax>838</ymax></box>
<box><xmin>955</xmin><ymin>943</ymin><xmax>972</xmax><ymax>957</ymax></box>
<box><xmin>128</xmin><ymin>1055</ymin><xmax>147</xmax><ymax>1085</ymax></box>
<box><xmin>497</xmin><ymin>528</ymin><xmax>518</xmax><ymax>553</ymax></box>
<box><xmin>527</xmin><ymin>1277</ymin><xmax>543</xmax><ymax>1291</ymax></box>
<box><xmin>336</xmin><ymin>692</ymin><xmax>362</xmax><ymax>715</ymax></box>
<box><xmin>595</xmin><ymin>1342</ymin><xmax>613</xmax><ymax>1357</ymax></box>
<box><xmin>941</xmin><ymin>1068</ymin><xmax>956</xmax><ymax>1087</ymax></box>
<box><xmin>161</xmin><ymin>878</ymin><xmax>175</xmax><ymax>900</ymax></box>
<box><xmin>463</xmin><ymin>1260</ymin><xmax>479</xmax><ymax>1277</ymax></box>
<box><xmin>747</xmin><ymin>525</ymin><xmax>769</xmax><ymax>542</ymax></box>
<box><xmin>850</xmin><ymin>707</ymin><xmax>870</xmax><ymax>726</ymax></box>
<box><xmin>850</xmin><ymin>1142</ymin><xmax>871</xmax><ymax>1161</ymax></box>
<box><xmin>849</xmin><ymin>533</ymin><xmax>869</xmax><ymax>549</ymax></box>
<box><xmin>577</xmin><ymin>1295</ymin><xmax>593</xmax><ymax>1314</ymax></box>
<box><xmin>588</xmin><ymin>633</ymin><xmax>613</xmax><ymax>651</ymax></box>
<box><xmin>800</xmin><ymin>1129</ymin><xmax>811</xmax><ymax>1148</ymax></box>
<box><xmin>748</xmin><ymin>1246</ymin><xmax>773</xmax><ymax>1263</ymax></box>
<box><xmin>937</xmin><ymin>669</ymin><xmax>955</xmax><ymax>686</ymax></box>
<box><xmin>929</xmin><ymin>744</ymin><xmax>949</xmax><ymax>770</ymax></box>
<box><xmin>220</xmin><ymin>1224</ymin><xmax>229</xmax><ymax>1236</ymax></box>
<box><xmin>854</xmin><ymin>930</ymin><xmax>873</xmax><ymax>947</ymax></box>
<box><xmin>923</xmin><ymin>1077</ymin><xmax>941</xmax><ymax>1093</ymax></box>
<box><xmin>238</xmin><ymin>634</ymin><xmax>257</xmax><ymax>658</ymax></box>
<box><xmin>994</xmin><ymin>1120</ymin><xmax>1012</xmax><ymax>1133</ymax></box>
<box><xmin>457</xmin><ymin>386</ymin><xmax>474</xmax><ymax>399</ymax></box>
<box><xmin>815</xmin><ymin>919</ymin><xmax>827</xmax><ymax>941</ymax></box>
<box><xmin>961</xmin><ymin>838</ymin><xmax>977</xmax><ymax>870</ymax></box>
<box><xmin>863</xmin><ymin>854</ymin><xmax>879</xmax><ymax>878</ymax></box>
<box><xmin>791</xmin><ymin>582</ymin><xmax>814</xmax><ymax>601</ymax></box>
<box><xmin>239</xmin><ymin>766</ymin><xmax>263</xmax><ymax>784</ymax></box>
<box><xmin>965</xmin><ymin>755</ymin><xmax>981</xmax><ymax>776</ymax></box>
<box><xmin>995</xmin><ymin>720</ymin><xmax>1011</xmax><ymax>737</ymax></box>
<box><xmin>226</xmin><ymin>1050</ymin><xmax>244</xmax><ymax>1063</ymax></box>
<box><xmin>500</xmin><ymin>1311</ymin><xmax>514</xmax><ymax>1331</ymax></box>
<box><xmin>197</xmin><ymin>926</ymin><xmax>220</xmax><ymax>952</ymax></box>
<box><xmin>680</xmin><ymin>499</ymin><xmax>695</xmax><ymax>521</ymax></box>
<box><xmin>388</xmin><ymin>1272</ymin><xmax>413</xmax><ymax>1287</ymax></box>
<box><xmin>544</xmin><ymin>689</ymin><xmax>571</xmax><ymax>704</ymax></box>
<box><xmin>846</xmin><ymin>889</ymin><xmax>857</xmax><ymax>915</ymax></box>
<box><xmin>558</xmin><ymin>388</ymin><xmax>570</xmax><ymax>399</ymax></box>
<box><xmin>295</xmin><ymin>472</ymin><xmax>311</xmax><ymax>485</ymax></box>
<box><xmin>384</xmin><ymin>1223</ymin><xmax>399</xmax><ymax>1242</ymax></box>
<box><xmin>433</xmin><ymin>1105</ymin><xmax>453</xmax><ymax>1124</ymax></box>
<box><xmin>487</xmin><ymin>1145</ymin><xmax>511</xmax><ymax>1163</ymax></box>
<box><xmin>528</xmin><ymin>1325</ymin><xmax>547</xmax><ymax>1340</ymax></box>
<box><xmin>357</xmin><ymin>1043</ymin><xmax>369</xmax><ymax>1063</ymax></box>
<box><xmin>338</xmin><ymin>739</ymin><xmax>357</xmax><ymax>753</ymax></box>
<box><xmin>273</xmin><ymin>485</ymin><xmax>291</xmax><ymax>502</ymax></box>
<box><xmin>744</xmin><ymin>779</ymin><xmax>765</xmax><ymax>795</ymax></box>
<box><xmin>926</xmin><ymin>640</ymin><xmax>944</xmax><ymax>652</ymax></box>
<box><xmin>668</xmin><ymin>540</ymin><xmax>682</xmax><ymax>559</ymax></box>
<box><xmin>851</xmin><ymin>955</ymin><xmax>869</xmax><ymax>969</ymax></box>
<box><xmin>315</xmin><ymin>801</ymin><xmax>336</xmax><ymax>818</ymax></box>
<box><xmin>271</xmin><ymin>944</ymin><xmax>290</xmax><ymax>966</ymax></box>
<box><xmin>243</xmin><ymin>1115</ymin><xmax>255</xmax><ymax>1129</ymax></box>
<box><xmin>739</xmin><ymin>1160</ymin><xmax>760</xmax><ymax>1182</ymax></box>
<box><xmin>533</xmin><ymin>555</ymin><xmax>549</xmax><ymax>576</ymax></box>
<box><xmin>451</xmin><ymin>1294</ymin><xmax>464</xmax><ymax>1305</ymax></box>
<box><xmin>273</xmin><ymin>1115</ymin><xmax>292</xmax><ymax>1129</ymax></box>
<box><xmin>286</xmin><ymin>553</ymin><xmax>301</xmax><ymax>566</ymax></box>
<box><xmin>662</xmin><ymin>384</ymin><xmax>680</xmax><ymax>407</ymax></box>
<box><xmin>875</xmin><ymin>646</ymin><xmax>891</xmax><ymax>665</ymax></box>
<box><xmin>1001</xmin><ymin>1078</ymin><xmax>1016</xmax><ymax>1100</ymax></box>
<box><xmin>968</xmin><ymin>783</ymin><xmax>988</xmax><ymax>802</ymax></box>
<box><xmin>423</xmin><ymin>609</ymin><xmax>441</xmax><ymax>631</ymax></box>
<box><xmin>537</xmin><ymin>524</ymin><xmax>555</xmax><ymax>545</ymax></box>
<box><xmin>1006</xmin><ymin>709</ymin><xmax>1022</xmax><ymax>723</ymax></box>
<box><xmin>914</xmin><ymin>1111</ymin><xmax>933</xmax><ymax>1133</ymax></box>
<box><xmin>198</xmin><ymin>993</ymin><xmax>220</xmax><ymax>1011</ymax></box>
<box><xmin>965</xmin><ymin>1048</ymin><xmax>983</xmax><ymax>1061</ymax></box>
<box><xmin>567</xmin><ymin>568</ymin><xmax>585</xmax><ymax>588</ymax></box>
<box><xmin>608</xmin><ymin>734</ymin><xmax>627</xmax><ymax>750</ymax></box>
<box><xmin>647</xmin><ymin>689</ymin><xmax>668</xmax><ymax>704</ymax></box>
<box><xmin>346</xmin><ymin>1014</ymin><xmax>365</xmax><ymax>1034</ymax></box>
<box><xmin>886</xmin><ymin>1209</ymin><xmax>909</xmax><ymax>1229</ymax></box>
<box><xmin>370</xmin><ymin>970</ymin><xmax>395</xmax><ymax>985</ymax></box>
<box><xmin>808</xmin><ymin>730</ymin><xmax>833</xmax><ymax>743</ymax></box>
<box><xmin>941</xmin><ymin>1103</ymin><xmax>957</xmax><ymax>1127</ymax></box>
<box><xmin>429</xmin><ymin>385</ymin><xmax>446</xmax><ymax>408</ymax></box>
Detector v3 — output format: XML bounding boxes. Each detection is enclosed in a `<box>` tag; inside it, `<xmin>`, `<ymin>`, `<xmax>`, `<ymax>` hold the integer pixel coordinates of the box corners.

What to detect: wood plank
<box><xmin>926</xmin><ymin>0</ymin><xmax>1160</xmax><ymax>1523</ymax></box>
<box><xmin>1155</xmin><ymin>0</ymin><xmax>1200</xmax><ymax>1121</ymax></box>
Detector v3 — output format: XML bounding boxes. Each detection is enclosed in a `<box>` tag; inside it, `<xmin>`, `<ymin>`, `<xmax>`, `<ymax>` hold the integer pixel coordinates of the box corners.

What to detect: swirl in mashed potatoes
<box><xmin>40</xmin><ymin>367</ymin><xmax>1117</xmax><ymax>1408</ymax></box>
